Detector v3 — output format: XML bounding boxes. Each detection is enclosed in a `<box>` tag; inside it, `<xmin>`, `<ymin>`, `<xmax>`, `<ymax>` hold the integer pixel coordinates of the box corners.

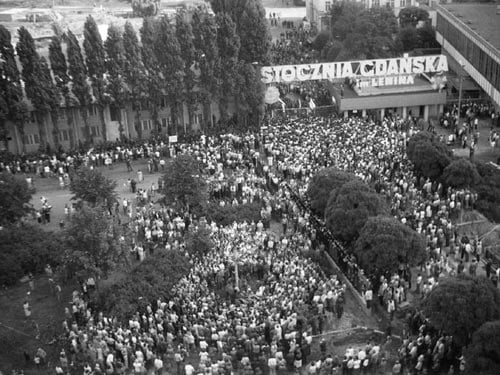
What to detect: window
<box><xmin>88</xmin><ymin>105</ymin><xmax>98</xmax><ymax>117</ymax></box>
<box><xmin>24</xmin><ymin>134</ymin><xmax>40</xmax><ymax>145</ymax></box>
<box><xmin>30</xmin><ymin>112</ymin><xmax>36</xmax><ymax>123</ymax></box>
<box><xmin>90</xmin><ymin>126</ymin><xmax>100</xmax><ymax>137</ymax></box>
<box><xmin>59</xmin><ymin>130</ymin><xmax>69</xmax><ymax>142</ymax></box>
<box><xmin>194</xmin><ymin>114</ymin><xmax>203</xmax><ymax>125</ymax></box>
<box><xmin>142</xmin><ymin>120</ymin><xmax>152</xmax><ymax>131</ymax></box>
<box><xmin>325</xmin><ymin>1</ymin><xmax>331</xmax><ymax>11</ymax></box>
<box><xmin>161</xmin><ymin>118</ymin><xmax>168</xmax><ymax>128</ymax></box>
<box><xmin>110</xmin><ymin>107</ymin><xmax>120</xmax><ymax>121</ymax></box>
<box><xmin>160</xmin><ymin>96</ymin><xmax>167</xmax><ymax>108</ymax></box>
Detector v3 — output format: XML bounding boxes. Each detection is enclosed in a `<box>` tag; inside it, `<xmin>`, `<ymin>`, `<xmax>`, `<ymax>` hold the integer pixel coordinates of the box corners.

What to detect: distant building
<box><xmin>305</xmin><ymin>0</ymin><xmax>417</xmax><ymax>31</ymax></box>
<box><xmin>435</xmin><ymin>2</ymin><xmax>500</xmax><ymax>109</ymax></box>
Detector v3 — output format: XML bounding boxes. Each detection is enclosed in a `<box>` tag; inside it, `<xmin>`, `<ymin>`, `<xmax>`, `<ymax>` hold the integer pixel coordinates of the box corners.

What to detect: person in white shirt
<box><xmin>154</xmin><ymin>357</ymin><xmax>163</xmax><ymax>375</ymax></box>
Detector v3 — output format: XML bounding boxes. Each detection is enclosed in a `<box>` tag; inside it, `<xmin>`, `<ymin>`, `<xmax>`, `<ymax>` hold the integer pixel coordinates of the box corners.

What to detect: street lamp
<box><xmin>457</xmin><ymin>60</ymin><xmax>465</xmax><ymax>128</ymax></box>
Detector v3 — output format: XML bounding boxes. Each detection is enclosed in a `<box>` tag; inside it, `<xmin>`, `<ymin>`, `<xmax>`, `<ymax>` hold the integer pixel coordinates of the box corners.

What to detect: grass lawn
<box><xmin>0</xmin><ymin>277</ymin><xmax>77</xmax><ymax>374</ymax></box>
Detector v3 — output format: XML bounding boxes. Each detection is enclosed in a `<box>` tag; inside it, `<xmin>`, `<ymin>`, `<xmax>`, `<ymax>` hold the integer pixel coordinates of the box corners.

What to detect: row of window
<box><xmin>141</xmin><ymin>114</ymin><xmax>204</xmax><ymax>131</ymax></box>
<box><xmin>23</xmin><ymin>127</ymin><xmax>100</xmax><ymax>145</ymax></box>
<box><xmin>437</xmin><ymin>13</ymin><xmax>500</xmax><ymax>93</ymax></box>
<box><xmin>26</xmin><ymin>106</ymin><xmax>99</xmax><ymax>124</ymax></box>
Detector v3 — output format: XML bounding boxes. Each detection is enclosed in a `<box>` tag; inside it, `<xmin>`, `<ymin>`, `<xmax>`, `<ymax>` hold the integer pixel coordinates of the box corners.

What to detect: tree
<box><xmin>132</xmin><ymin>0</ymin><xmax>158</xmax><ymax>17</ymax></box>
<box><xmin>0</xmin><ymin>224</ymin><xmax>63</xmax><ymax>287</ymax></box>
<box><xmin>176</xmin><ymin>11</ymin><xmax>198</xmax><ymax>132</ymax></box>
<box><xmin>123</xmin><ymin>21</ymin><xmax>147</xmax><ymax>140</ymax></box>
<box><xmin>160</xmin><ymin>154</ymin><xmax>207</xmax><ymax>213</ymax></box>
<box><xmin>312</xmin><ymin>31</ymin><xmax>331</xmax><ymax>52</ymax></box>
<box><xmin>49</xmin><ymin>36</ymin><xmax>69</xmax><ymax>99</ymax></box>
<box><xmin>92</xmin><ymin>250</ymin><xmax>190</xmax><ymax>320</ymax></box>
<box><xmin>39</xmin><ymin>56</ymin><xmax>62</xmax><ymax>150</ymax></box>
<box><xmin>185</xmin><ymin>226</ymin><xmax>214</xmax><ymax>258</ymax></box>
<box><xmin>104</xmin><ymin>25</ymin><xmax>128</xmax><ymax>140</ymax></box>
<box><xmin>70</xmin><ymin>167</ymin><xmax>118</xmax><ymax>208</ymax></box>
<box><xmin>155</xmin><ymin>16</ymin><xmax>185</xmax><ymax>132</ymax></box>
<box><xmin>421</xmin><ymin>275</ymin><xmax>500</xmax><ymax>347</ymax></box>
<box><xmin>329</xmin><ymin>3</ymin><xmax>398</xmax><ymax>59</ymax></box>
<box><xmin>216</xmin><ymin>13</ymin><xmax>241</xmax><ymax>125</ymax></box>
<box><xmin>67</xmin><ymin>30</ymin><xmax>92</xmax><ymax>143</ymax></box>
<box><xmin>325</xmin><ymin>180</ymin><xmax>388</xmax><ymax>244</ymax></box>
<box><xmin>443</xmin><ymin>158</ymin><xmax>480</xmax><ymax>188</ymax></box>
<box><xmin>192</xmin><ymin>9</ymin><xmax>220</xmax><ymax>129</ymax></box>
<box><xmin>235</xmin><ymin>62</ymin><xmax>265</xmax><ymax>130</ymax></box>
<box><xmin>465</xmin><ymin>320</ymin><xmax>500</xmax><ymax>375</ymax></box>
<box><xmin>416</xmin><ymin>24</ymin><xmax>440</xmax><ymax>49</ymax></box>
<box><xmin>0</xmin><ymin>25</ymin><xmax>29</xmax><ymax>152</ymax></box>
<box><xmin>16</xmin><ymin>27</ymin><xmax>52</xmax><ymax>150</ymax></box>
<box><xmin>354</xmin><ymin>215</ymin><xmax>426</xmax><ymax>277</ymax></box>
<box><xmin>396</xmin><ymin>27</ymin><xmax>419</xmax><ymax>53</ymax></box>
<box><xmin>83</xmin><ymin>15</ymin><xmax>107</xmax><ymax>141</ymax></box>
<box><xmin>0</xmin><ymin>172</ymin><xmax>34</xmax><ymax>225</ymax></box>
<box><xmin>407</xmin><ymin>131</ymin><xmax>452</xmax><ymax>180</ymax></box>
<box><xmin>473</xmin><ymin>162</ymin><xmax>500</xmax><ymax>222</ymax></box>
<box><xmin>61</xmin><ymin>204</ymin><xmax>130</xmax><ymax>282</ymax></box>
<box><xmin>399</xmin><ymin>6</ymin><xmax>430</xmax><ymax>28</ymax></box>
<box><xmin>306</xmin><ymin>168</ymin><xmax>358</xmax><ymax>217</ymax></box>
<box><xmin>236</xmin><ymin>0</ymin><xmax>270</xmax><ymax>64</ymax></box>
<box><xmin>49</xmin><ymin>35</ymin><xmax>78</xmax><ymax>148</ymax></box>
<box><xmin>140</xmin><ymin>17</ymin><xmax>162</xmax><ymax>139</ymax></box>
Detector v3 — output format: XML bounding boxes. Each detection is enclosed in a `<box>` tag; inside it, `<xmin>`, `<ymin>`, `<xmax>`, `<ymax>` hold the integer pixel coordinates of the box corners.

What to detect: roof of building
<box><xmin>441</xmin><ymin>3</ymin><xmax>500</xmax><ymax>50</ymax></box>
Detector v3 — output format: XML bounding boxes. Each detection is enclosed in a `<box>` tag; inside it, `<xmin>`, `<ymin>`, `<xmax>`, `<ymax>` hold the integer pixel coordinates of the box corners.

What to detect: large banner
<box><xmin>260</xmin><ymin>55</ymin><xmax>449</xmax><ymax>84</ymax></box>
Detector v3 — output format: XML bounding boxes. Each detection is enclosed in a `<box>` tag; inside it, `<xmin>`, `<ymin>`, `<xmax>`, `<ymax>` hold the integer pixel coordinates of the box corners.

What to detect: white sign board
<box><xmin>260</xmin><ymin>55</ymin><xmax>449</xmax><ymax>84</ymax></box>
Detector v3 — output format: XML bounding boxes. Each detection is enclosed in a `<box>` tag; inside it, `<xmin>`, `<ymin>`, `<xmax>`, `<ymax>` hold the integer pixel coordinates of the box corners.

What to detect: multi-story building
<box><xmin>5</xmin><ymin>99</ymin><xmax>215</xmax><ymax>154</ymax></box>
<box><xmin>305</xmin><ymin>0</ymin><xmax>417</xmax><ymax>31</ymax></box>
<box><xmin>435</xmin><ymin>2</ymin><xmax>500</xmax><ymax>110</ymax></box>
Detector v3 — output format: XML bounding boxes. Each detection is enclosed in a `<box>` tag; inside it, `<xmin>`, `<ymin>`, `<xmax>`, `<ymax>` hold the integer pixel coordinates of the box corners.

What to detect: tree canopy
<box><xmin>354</xmin><ymin>215</ymin><xmax>426</xmax><ymax>277</ymax></box>
<box><xmin>306</xmin><ymin>168</ymin><xmax>358</xmax><ymax>218</ymax></box>
<box><xmin>83</xmin><ymin>15</ymin><xmax>107</xmax><ymax>141</ymax></box>
<box><xmin>407</xmin><ymin>131</ymin><xmax>453</xmax><ymax>180</ymax></box>
<box><xmin>325</xmin><ymin>180</ymin><xmax>388</xmax><ymax>244</ymax></box>
<box><xmin>70</xmin><ymin>167</ymin><xmax>118</xmax><ymax>207</ymax></box>
<box><xmin>421</xmin><ymin>275</ymin><xmax>500</xmax><ymax>347</ymax></box>
<box><xmin>473</xmin><ymin>162</ymin><xmax>500</xmax><ymax>222</ymax></box>
<box><xmin>0</xmin><ymin>172</ymin><xmax>34</xmax><ymax>226</ymax></box>
<box><xmin>0</xmin><ymin>223</ymin><xmax>63</xmax><ymax>287</ymax></box>
<box><xmin>16</xmin><ymin>27</ymin><xmax>53</xmax><ymax>149</ymax></box>
<box><xmin>0</xmin><ymin>25</ymin><xmax>29</xmax><ymax>152</ymax></box>
<box><xmin>399</xmin><ymin>7</ymin><xmax>430</xmax><ymax>27</ymax></box>
<box><xmin>185</xmin><ymin>226</ymin><xmax>214</xmax><ymax>258</ymax></box>
<box><xmin>61</xmin><ymin>204</ymin><xmax>129</xmax><ymax>281</ymax></box>
<box><xmin>442</xmin><ymin>158</ymin><xmax>480</xmax><ymax>189</ymax></box>
<box><xmin>465</xmin><ymin>320</ymin><xmax>500</xmax><ymax>375</ymax></box>
<box><xmin>92</xmin><ymin>250</ymin><xmax>190</xmax><ymax>320</ymax></box>
<box><xmin>160</xmin><ymin>155</ymin><xmax>207</xmax><ymax>213</ymax></box>
<box><xmin>329</xmin><ymin>3</ymin><xmax>398</xmax><ymax>60</ymax></box>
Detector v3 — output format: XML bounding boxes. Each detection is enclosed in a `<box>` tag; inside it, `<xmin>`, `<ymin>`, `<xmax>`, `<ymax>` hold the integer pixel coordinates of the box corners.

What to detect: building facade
<box><xmin>4</xmin><ymin>101</ymin><xmax>214</xmax><ymax>154</ymax></box>
<box><xmin>435</xmin><ymin>3</ymin><xmax>500</xmax><ymax>110</ymax></box>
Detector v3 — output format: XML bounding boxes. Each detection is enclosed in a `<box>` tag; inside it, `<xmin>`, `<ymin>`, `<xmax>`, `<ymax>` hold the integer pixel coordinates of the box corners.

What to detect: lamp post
<box><xmin>457</xmin><ymin>60</ymin><xmax>465</xmax><ymax>127</ymax></box>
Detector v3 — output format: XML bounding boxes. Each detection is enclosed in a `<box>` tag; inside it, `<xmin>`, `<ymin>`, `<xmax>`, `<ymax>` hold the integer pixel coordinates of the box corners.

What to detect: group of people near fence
<box><xmin>16</xmin><ymin>109</ymin><xmax>498</xmax><ymax>375</ymax></box>
<box><xmin>49</xmin><ymin>126</ymin><xmax>361</xmax><ymax>375</ymax></box>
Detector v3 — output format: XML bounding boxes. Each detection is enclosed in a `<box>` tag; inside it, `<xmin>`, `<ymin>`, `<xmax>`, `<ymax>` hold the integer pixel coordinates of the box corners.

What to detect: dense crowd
<box><xmin>8</xmin><ymin>109</ymin><xmax>499</xmax><ymax>375</ymax></box>
<box><xmin>42</xmin><ymin>128</ymin><xmax>360</xmax><ymax>375</ymax></box>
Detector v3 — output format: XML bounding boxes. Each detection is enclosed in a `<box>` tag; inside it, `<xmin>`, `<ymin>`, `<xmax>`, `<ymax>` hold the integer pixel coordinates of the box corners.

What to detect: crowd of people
<box><xmin>42</xmin><ymin>127</ymin><xmax>365</xmax><ymax>375</ymax></box>
<box><xmin>6</xmin><ymin>107</ymin><xmax>499</xmax><ymax>375</ymax></box>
